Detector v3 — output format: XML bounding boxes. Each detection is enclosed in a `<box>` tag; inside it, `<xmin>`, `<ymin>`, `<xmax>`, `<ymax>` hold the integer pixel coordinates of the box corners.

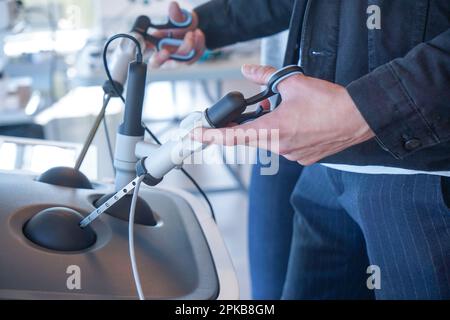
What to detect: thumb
<box><xmin>241</xmin><ymin>64</ymin><xmax>276</xmax><ymax>85</ymax></box>
<box><xmin>169</xmin><ymin>1</ymin><xmax>185</xmax><ymax>23</ymax></box>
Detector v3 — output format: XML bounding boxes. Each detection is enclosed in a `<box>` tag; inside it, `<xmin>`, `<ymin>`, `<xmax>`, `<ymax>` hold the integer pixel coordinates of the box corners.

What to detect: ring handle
<box><xmin>267</xmin><ymin>65</ymin><xmax>304</xmax><ymax>94</ymax></box>
<box><xmin>157</xmin><ymin>38</ymin><xmax>196</xmax><ymax>61</ymax></box>
<box><xmin>168</xmin><ymin>9</ymin><xmax>193</xmax><ymax>28</ymax></box>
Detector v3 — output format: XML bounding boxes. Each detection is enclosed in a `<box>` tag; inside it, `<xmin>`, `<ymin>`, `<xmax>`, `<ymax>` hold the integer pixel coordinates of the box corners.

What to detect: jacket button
<box><xmin>404</xmin><ymin>138</ymin><xmax>422</xmax><ymax>151</ymax></box>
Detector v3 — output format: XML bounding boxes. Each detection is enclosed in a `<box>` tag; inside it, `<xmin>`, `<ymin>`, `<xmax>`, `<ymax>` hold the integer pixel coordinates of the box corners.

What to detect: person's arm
<box><xmin>346</xmin><ymin>29</ymin><xmax>450</xmax><ymax>159</ymax></box>
<box><xmin>195</xmin><ymin>0</ymin><xmax>295</xmax><ymax>50</ymax></box>
<box><xmin>150</xmin><ymin>0</ymin><xmax>295</xmax><ymax>67</ymax></box>
<box><xmin>191</xmin><ymin>30</ymin><xmax>450</xmax><ymax>166</ymax></box>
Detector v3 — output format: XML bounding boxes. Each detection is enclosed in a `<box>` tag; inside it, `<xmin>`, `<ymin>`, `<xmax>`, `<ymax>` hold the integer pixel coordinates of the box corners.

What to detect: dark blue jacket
<box><xmin>195</xmin><ymin>0</ymin><xmax>450</xmax><ymax>172</ymax></box>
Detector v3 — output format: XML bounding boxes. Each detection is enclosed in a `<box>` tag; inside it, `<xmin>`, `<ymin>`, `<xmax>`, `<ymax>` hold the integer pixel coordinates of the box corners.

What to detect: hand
<box><xmin>149</xmin><ymin>1</ymin><xmax>206</xmax><ymax>67</ymax></box>
<box><xmin>193</xmin><ymin>65</ymin><xmax>375</xmax><ymax>165</ymax></box>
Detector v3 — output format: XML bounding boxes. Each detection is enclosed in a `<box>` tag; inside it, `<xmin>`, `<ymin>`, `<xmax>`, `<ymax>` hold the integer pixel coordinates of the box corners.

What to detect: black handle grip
<box><xmin>132</xmin><ymin>15</ymin><xmax>151</xmax><ymax>34</ymax></box>
<box><xmin>205</xmin><ymin>66</ymin><xmax>304</xmax><ymax>128</ymax></box>
<box><xmin>205</xmin><ymin>92</ymin><xmax>247</xmax><ymax>128</ymax></box>
<box><xmin>119</xmin><ymin>61</ymin><xmax>147</xmax><ymax>136</ymax></box>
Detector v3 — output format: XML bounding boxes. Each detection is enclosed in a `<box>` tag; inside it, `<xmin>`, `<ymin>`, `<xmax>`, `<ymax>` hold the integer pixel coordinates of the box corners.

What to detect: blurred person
<box><xmin>150</xmin><ymin>1</ymin><xmax>450</xmax><ymax>299</ymax></box>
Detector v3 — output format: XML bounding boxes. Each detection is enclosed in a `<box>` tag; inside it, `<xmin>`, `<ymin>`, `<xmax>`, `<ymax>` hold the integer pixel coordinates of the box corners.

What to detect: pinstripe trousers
<box><xmin>282</xmin><ymin>164</ymin><xmax>450</xmax><ymax>299</ymax></box>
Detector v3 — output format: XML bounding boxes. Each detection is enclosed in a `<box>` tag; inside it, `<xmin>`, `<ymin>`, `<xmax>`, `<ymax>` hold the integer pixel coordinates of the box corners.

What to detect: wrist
<box><xmin>342</xmin><ymin>88</ymin><xmax>375</xmax><ymax>144</ymax></box>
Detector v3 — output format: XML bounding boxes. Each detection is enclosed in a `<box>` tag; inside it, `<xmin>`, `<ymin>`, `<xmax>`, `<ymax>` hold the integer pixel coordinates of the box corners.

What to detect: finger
<box><xmin>190</xmin><ymin>29</ymin><xmax>206</xmax><ymax>63</ymax></box>
<box><xmin>260</xmin><ymin>99</ymin><xmax>271</xmax><ymax>110</ymax></box>
<box><xmin>151</xmin><ymin>30</ymin><xmax>168</xmax><ymax>39</ymax></box>
<box><xmin>191</xmin><ymin>111</ymin><xmax>278</xmax><ymax>147</ymax></box>
<box><xmin>149</xmin><ymin>30</ymin><xmax>185</xmax><ymax>54</ymax></box>
<box><xmin>241</xmin><ymin>64</ymin><xmax>276</xmax><ymax>85</ymax></box>
<box><xmin>169</xmin><ymin>1</ymin><xmax>185</xmax><ymax>23</ymax></box>
<box><xmin>175</xmin><ymin>31</ymin><xmax>195</xmax><ymax>55</ymax></box>
<box><xmin>226</xmin><ymin>122</ymin><xmax>238</xmax><ymax>127</ymax></box>
<box><xmin>149</xmin><ymin>1</ymin><xmax>191</xmax><ymax>41</ymax></box>
<box><xmin>149</xmin><ymin>49</ymin><xmax>171</xmax><ymax>68</ymax></box>
<box><xmin>145</xmin><ymin>39</ymin><xmax>156</xmax><ymax>50</ymax></box>
<box><xmin>236</xmin><ymin>108</ymin><xmax>279</xmax><ymax>132</ymax></box>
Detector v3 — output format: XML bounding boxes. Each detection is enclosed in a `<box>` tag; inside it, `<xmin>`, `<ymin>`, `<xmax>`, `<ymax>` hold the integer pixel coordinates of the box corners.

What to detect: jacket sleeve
<box><xmin>346</xmin><ymin>29</ymin><xmax>450</xmax><ymax>159</ymax></box>
<box><xmin>194</xmin><ymin>0</ymin><xmax>295</xmax><ymax>50</ymax></box>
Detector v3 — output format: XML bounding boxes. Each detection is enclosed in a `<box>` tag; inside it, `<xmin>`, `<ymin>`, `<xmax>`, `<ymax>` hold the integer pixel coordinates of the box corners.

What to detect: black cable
<box><xmin>142</xmin><ymin>124</ymin><xmax>216</xmax><ymax>222</ymax></box>
<box><xmin>101</xmin><ymin>33</ymin><xmax>143</xmax><ymax>171</ymax></box>
<box><xmin>142</xmin><ymin>122</ymin><xmax>162</xmax><ymax>145</ymax></box>
<box><xmin>103</xmin><ymin>33</ymin><xmax>143</xmax><ymax>103</ymax></box>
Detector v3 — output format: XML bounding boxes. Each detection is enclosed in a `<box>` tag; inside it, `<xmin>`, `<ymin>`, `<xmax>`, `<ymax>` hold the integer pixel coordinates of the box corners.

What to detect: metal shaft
<box><xmin>74</xmin><ymin>94</ymin><xmax>111</xmax><ymax>171</ymax></box>
<box><xmin>79</xmin><ymin>175</ymin><xmax>140</xmax><ymax>228</ymax></box>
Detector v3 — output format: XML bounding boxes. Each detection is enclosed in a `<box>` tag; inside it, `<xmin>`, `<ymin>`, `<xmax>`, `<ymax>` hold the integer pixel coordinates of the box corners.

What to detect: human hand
<box><xmin>193</xmin><ymin>65</ymin><xmax>375</xmax><ymax>165</ymax></box>
<box><xmin>148</xmin><ymin>1</ymin><xmax>206</xmax><ymax>67</ymax></box>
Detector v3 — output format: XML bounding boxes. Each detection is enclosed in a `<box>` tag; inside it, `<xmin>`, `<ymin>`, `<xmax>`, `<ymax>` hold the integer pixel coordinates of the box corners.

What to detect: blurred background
<box><xmin>0</xmin><ymin>0</ymin><xmax>270</xmax><ymax>298</ymax></box>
